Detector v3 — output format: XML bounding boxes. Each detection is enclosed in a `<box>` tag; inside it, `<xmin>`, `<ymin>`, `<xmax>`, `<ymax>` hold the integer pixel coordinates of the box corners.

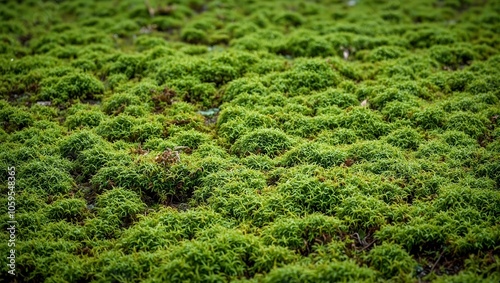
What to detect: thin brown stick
<box><xmin>360</xmin><ymin>239</ymin><xmax>376</xmax><ymax>251</ymax></box>
<box><xmin>144</xmin><ymin>0</ymin><xmax>155</xmax><ymax>17</ymax></box>
<box><xmin>430</xmin><ymin>250</ymin><xmax>445</xmax><ymax>273</ymax></box>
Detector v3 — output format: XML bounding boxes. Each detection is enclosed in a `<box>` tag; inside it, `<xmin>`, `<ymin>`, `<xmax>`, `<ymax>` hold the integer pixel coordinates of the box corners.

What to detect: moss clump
<box><xmin>275</xmin><ymin>30</ymin><xmax>333</xmax><ymax>58</ymax></box>
<box><xmin>267</xmin><ymin>58</ymin><xmax>341</xmax><ymax>95</ymax></box>
<box><xmin>370</xmin><ymin>87</ymin><xmax>418</xmax><ymax>110</ymax></box>
<box><xmin>96</xmin><ymin>187</ymin><xmax>145</xmax><ymax>223</ymax></box>
<box><xmin>75</xmin><ymin>144</ymin><xmax>131</xmax><ymax>180</ymax></box>
<box><xmin>95</xmin><ymin>114</ymin><xmax>164</xmax><ymax>142</ymax></box>
<box><xmin>339</xmin><ymin>107</ymin><xmax>390</xmax><ymax>140</ymax></box>
<box><xmin>311</xmin><ymin>88</ymin><xmax>359</xmax><ymax>110</ymax></box>
<box><xmin>40</xmin><ymin>72</ymin><xmax>104</xmax><ymax>104</ymax></box>
<box><xmin>347</xmin><ymin>140</ymin><xmax>403</xmax><ymax>162</ymax></box>
<box><xmin>386</xmin><ymin>127</ymin><xmax>423</xmax><ymax>150</ymax></box>
<box><xmin>241</xmin><ymin>154</ymin><xmax>274</xmax><ymax>171</ymax></box>
<box><xmin>218</xmin><ymin>107</ymin><xmax>276</xmax><ymax>143</ymax></box>
<box><xmin>231</xmin><ymin>128</ymin><xmax>293</xmax><ymax>157</ymax></box>
<box><xmin>0</xmin><ymin>101</ymin><xmax>34</xmax><ymax>132</ymax></box>
<box><xmin>369</xmin><ymin>46</ymin><xmax>407</xmax><ymax>62</ymax></box>
<box><xmin>64</xmin><ymin>107</ymin><xmax>106</xmax><ymax>130</ymax></box>
<box><xmin>442</xmin><ymin>130</ymin><xmax>477</xmax><ymax>147</ymax></box>
<box><xmin>101</xmin><ymin>92</ymin><xmax>143</xmax><ymax>115</ymax></box>
<box><xmin>446</xmin><ymin>112</ymin><xmax>487</xmax><ymax>139</ymax></box>
<box><xmin>275</xmin><ymin>171</ymin><xmax>341</xmax><ymax>215</ymax></box>
<box><xmin>169</xmin><ymin>129</ymin><xmax>211</xmax><ymax>150</ymax></box>
<box><xmin>262</xmin><ymin>261</ymin><xmax>376</xmax><ymax>283</ymax></box>
<box><xmin>59</xmin><ymin>130</ymin><xmax>105</xmax><ymax>160</ymax></box>
<box><xmin>413</xmin><ymin>106</ymin><xmax>447</xmax><ymax>130</ymax></box>
<box><xmin>262</xmin><ymin>214</ymin><xmax>345</xmax><ymax>254</ymax></box>
<box><xmin>316</xmin><ymin>128</ymin><xmax>359</xmax><ymax>145</ymax></box>
<box><xmin>150</xmin><ymin>227</ymin><xmax>297</xmax><ymax>282</ymax></box>
<box><xmin>46</xmin><ymin>198</ymin><xmax>87</xmax><ymax>222</ymax></box>
<box><xmin>18</xmin><ymin>157</ymin><xmax>74</xmax><ymax>195</ymax></box>
<box><xmin>279</xmin><ymin>142</ymin><xmax>347</xmax><ymax>168</ymax></box>
<box><xmin>430</xmin><ymin>44</ymin><xmax>476</xmax><ymax>69</ymax></box>
<box><xmin>367</xmin><ymin>243</ymin><xmax>417</xmax><ymax>279</ymax></box>
<box><xmin>223</xmin><ymin>77</ymin><xmax>268</xmax><ymax>102</ymax></box>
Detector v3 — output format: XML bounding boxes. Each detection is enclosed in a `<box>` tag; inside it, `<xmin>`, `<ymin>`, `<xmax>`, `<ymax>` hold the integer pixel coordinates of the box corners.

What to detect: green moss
<box><xmin>447</xmin><ymin>70</ymin><xmax>476</xmax><ymax>92</ymax></box>
<box><xmin>336</xmin><ymin>193</ymin><xmax>389</xmax><ymax>230</ymax></box>
<box><xmin>195</xmin><ymin>167</ymin><xmax>266</xmax><ymax>203</ymax></box>
<box><xmin>266</xmin><ymin>58</ymin><xmax>341</xmax><ymax>95</ymax></box>
<box><xmin>106</xmin><ymin>73</ymin><xmax>128</xmax><ymax>90</ymax></box>
<box><xmin>218</xmin><ymin>107</ymin><xmax>276</xmax><ymax>143</ymax></box>
<box><xmin>382</xmin><ymin>101</ymin><xmax>418</xmax><ymax>122</ymax></box>
<box><xmin>169</xmin><ymin>128</ymin><xmax>211</xmax><ymax>150</ymax></box>
<box><xmin>2</xmin><ymin>0</ymin><xmax>500</xmax><ymax>281</ymax></box>
<box><xmin>46</xmin><ymin>198</ymin><xmax>87</xmax><ymax>222</ymax></box>
<box><xmin>446</xmin><ymin>112</ymin><xmax>487</xmax><ymax>139</ymax></box>
<box><xmin>450</xmin><ymin>225</ymin><xmax>500</xmax><ymax>256</ymax></box>
<box><xmin>275</xmin><ymin>30</ymin><xmax>333</xmax><ymax>58</ymax></box>
<box><xmin>84</xmin><ymin>218</ymin><xmax>121</xmax><ymax>240</ymax></box>
<box><xmin>430</xmin><ymin>44</ymin><xmax>476</xmax><ymax>69</ymax></box>
<box><xmin>279</xmin><ymin>142</ymin><xmax>347</xmax><ymax>168</ymax></box>
<box><xmin>181</xmin><ymin>27</ymin><xmax>208</xmax><ymax>44</ymax></box>
<box><xmin>442</xmin><ymin>130</ymin><xmax>477</xmax><ymax>147</ymax></box>
<box><xmin>405</xmin><ymin>28</ymin><xmax>458</xmax><ymax>48</ymax></box>
<box><xmin>18</xmin><ymin>156</ymin><xmax>74</xmax><ymax>195</ymax></box>
<box><xmin>96</xmin><ymin>187</ymin><xmax>145</xmax><ymax>223</ymax></box>
<box><xmin>40</xmin><ymin>72</ymin><xmax>104</xmax><ymax>104</ymax></box>
<box><xmin>102</xmin><ymin>92</ymin><xmax>143</xmax><ymax>115</ymax></box>
<box><xmin>120</xmin><ymin>207</ymin><xmax>234</xmax><ymax>253</ymax></box>
<box><xmin>231</xmin><ymin>128</ymin><xmax>293</xmax><ymax>157</ymax></box>
<box><xmin>0</xmin><ymin>102</ymin><xmax>34</xmax><ymax>132</ymax></box>
<box><xmin>316</xmin><ymin>128</ymin><xmax>358</xmax><ymax>145</ymax></box>
<box><xmin>75</xmin><ymin>144</ymin><xmax>131</xmax><ymax>180</ymax></box>
<box><xmin>413</xmin><ymin>106</ymin><xmax>447</xmax><ymax>130</ymax></box>
<box><xmin>241</xmin><ymin>154</ymin><xmax>274</xmax><ymax>171</ymax></box>
<box><xmin>95</xmin><ymin>114</ymin><xmax>135</xmax><ymax>141</ymax></box>
<box><xmin>117</xmin><ymin>224</ymin><xmax>171</xmax><ymax>252</ymax></box>
<box><xmin>367</xmin><ymin>243</ymin><xmax>417</xmax><ymax>279</ymax></box>
<box><xmin>131</xmin><ymin>117</ymin><xmax>164</xmax><ymax>142</ymax></box>
<box><xmin>370</xmin><ymin>87</ymin><xmax>418</xmax><ymax>110</ymax></box>
<box><xmin>416</xmin><ymin>140</ymin><xmax>450</xmax><ymax>160</ymax></box>
<box><xmin>230</xmin><ymin>34</ymin><xmax>268</xmax><ymax>51</ymax></box>
<box><xmin>347</xmin><ymin>140</ymin><xmax>403</xmax><ymax>162</ymax></box>
<box><xmin>59</xmin><ymin>130</ymin><xmax>105</xmax><ymax>160</ymax></box>
<box><xmin>91</xmin><ymin>164</ymin><xmax>143</xmax><ymax>192</ymax></box>
<box><xmin>262</xmin><ymin>261</ymin><xmax>376</xmax><ymax>283</ymax></box>
<box><xmin>338</xmin><ymin>107</ymin><xmax>390</xmax><ymax>140</ymax></box>
<box><xmin>91</xmin><ymin>250</ymin><xmax>155</xmax><ymax>282</ymax></box>
<box><xmin>262</xmin><ymin>214</ymin><xmax>345</xmax><ymax>253</ymax></box>
<box><xmin>167</xmin><ymin>76</ymin><xmax>217</xmax><ymax>107</ymax></box>
<box><xmin>433</xmin><ymin>272</ymin><xmax>500</xmax><ymax>283</ymax></box>
<box><xmin>375</xmin><ymin>219</ymin><xmax>447</xmax><ymax>253</ymax></box>
<box><xmin>311</xmin><ymin>88</ymin><xmax>358</xmax><ymax>110</ymax></box>
<box><xmin>105</xmin><ymin>53</ymin><xmax>144</xmax><ymax>79</ymax></box>
<box><xmin>8</xmin><ymin>121</ymin><xmax>64</xmax><ymax>146</ymax></box>
<box><xmin>368</xmin><ymin>46</ymin><xmax>407</xmax><ymax>62</ymax></box>
<box><xmin>224</xmin><ymin>77</ymin><xmax>268</xmax><ymax>102</ymax></box>
<box><xmin>386</xmin><ymin>127</ymin><xmax>423</xmax><ymax>150</ymax></box>
<box><xmin>275</xmin><ymin>172</ymin><xmax>341</xmax><ymax>215</ymax></box>
<box><xmin>433</xmin><ymin>185</ymin><xmax>500</xmax><ymax>216</ymax></box>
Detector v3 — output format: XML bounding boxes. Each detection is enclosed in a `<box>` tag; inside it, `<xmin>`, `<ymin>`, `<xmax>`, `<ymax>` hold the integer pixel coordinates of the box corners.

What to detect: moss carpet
<box><xmin>0</xmin><ymin>0</ymin><xmax>499</xmax><ymax>282</ymax></box>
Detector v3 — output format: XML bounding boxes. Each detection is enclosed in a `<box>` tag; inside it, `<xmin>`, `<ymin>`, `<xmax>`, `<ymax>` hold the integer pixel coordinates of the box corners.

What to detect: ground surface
<box><xmin>0</xmin><ymin>0</ymin><xmax>499</xmax><ymax>282</ymax></box>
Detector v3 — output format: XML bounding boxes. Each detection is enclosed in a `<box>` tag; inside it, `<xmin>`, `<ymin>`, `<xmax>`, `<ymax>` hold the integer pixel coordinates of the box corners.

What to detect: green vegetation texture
<box><xmin>1</xmin><ymin>0</ymin><xmax>499</xmax><ymax>282</ymax></box>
